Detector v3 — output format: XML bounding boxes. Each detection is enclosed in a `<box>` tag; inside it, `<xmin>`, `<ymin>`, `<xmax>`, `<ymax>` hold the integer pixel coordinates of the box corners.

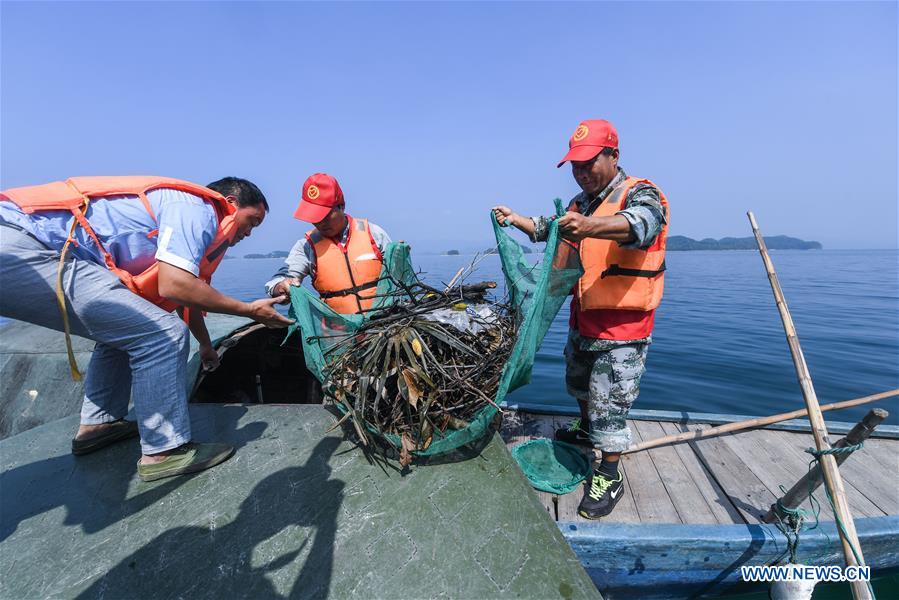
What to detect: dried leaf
<box><xmin>421</xmin><ymin>419</ymin><xmax>433</xmax><ymax>449</ymax></box>
<box><xmin>400</xmin><ymin>434</ymin><xmax>415</xmax><ymax>467</ymax></box>
<box><xmin>400</xmin><ymin>337</ymin><xmax>434</xmax><ymax>388</ymax></box>
<box><xmin>396</xmin><ymin>369</ymin><xmax>409</xmax><ymax>403</ymax></box>
<box><xmin>401</xmin><ymin>368</ymin><xmax>420</xmax><ymax>408</ymax></box>
<box><xmin>325</xmin><ymin>410</ymin><xmax>352</xmax><ymax>433</ymax></box>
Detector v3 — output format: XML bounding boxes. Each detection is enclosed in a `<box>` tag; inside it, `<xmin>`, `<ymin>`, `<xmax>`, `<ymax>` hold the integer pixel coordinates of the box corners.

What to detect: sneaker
<box><xmin>554</xmin><ymin>418</ymin><xmax>592</xmax><ymax>447</ymax></box>
<box><xmin>578</xmin><ymin>469</ymin><xmax>624</xmax><ymax>519</ymax></box>
<box><xmin>137</xmin><ymin>442</ymin><xmax>234</xmax><ymax>482</ymax></box>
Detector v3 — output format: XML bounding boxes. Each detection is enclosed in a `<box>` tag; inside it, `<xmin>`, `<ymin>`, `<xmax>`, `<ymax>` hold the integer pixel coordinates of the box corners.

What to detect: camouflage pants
<box><xmin>564</xmin><ymin>331</ymin><xmax>649</xmax><ymax>453</ymax></box>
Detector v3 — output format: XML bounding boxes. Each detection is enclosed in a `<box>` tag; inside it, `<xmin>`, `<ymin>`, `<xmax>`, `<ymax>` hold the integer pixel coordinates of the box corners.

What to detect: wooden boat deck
<box><xmin>500</xmin><ymin>411</ymin><xmax>898</xmax><ymax>526</ymax></box>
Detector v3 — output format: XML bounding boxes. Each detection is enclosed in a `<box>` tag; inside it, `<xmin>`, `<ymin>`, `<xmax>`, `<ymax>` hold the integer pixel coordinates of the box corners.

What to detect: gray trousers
<box><xmin>0</xmin><ymin>225</ymin><xmax>191</xmax><ymax>454</ymax></box>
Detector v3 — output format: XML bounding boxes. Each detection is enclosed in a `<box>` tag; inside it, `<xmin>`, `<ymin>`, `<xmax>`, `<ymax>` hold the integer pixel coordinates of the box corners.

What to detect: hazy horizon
<box><xmin>2</xmin><ymin>2</ymin><xmax>896</xmax><ymax>252</ymax></box>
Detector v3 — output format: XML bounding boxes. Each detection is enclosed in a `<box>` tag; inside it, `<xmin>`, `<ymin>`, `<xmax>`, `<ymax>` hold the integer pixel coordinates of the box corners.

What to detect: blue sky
<box><xmin>2</xmin><ymin>1</ymin><xmax>896</xmax><ymax>252</ymax></box>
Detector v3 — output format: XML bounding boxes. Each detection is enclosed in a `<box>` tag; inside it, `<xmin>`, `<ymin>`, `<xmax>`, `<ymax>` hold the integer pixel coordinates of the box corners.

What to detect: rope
<box><xmin>800</xmin><ymin>443</ymin><xmax>877</xmax><ymax>598</ymax></box>
<box><xmin>770</xmin><ymin>441</ymin><xmax>875</xmax><ymax>597</ymax></box>
<box><xmin>772</xmin><ymin>484</ymin><xmax>820</xmax><ymax>565</ymax></box>
<box><xmin>805</xmin><ymin>442</ymin><xmax>864</xmax><ymax>456</ymax></box>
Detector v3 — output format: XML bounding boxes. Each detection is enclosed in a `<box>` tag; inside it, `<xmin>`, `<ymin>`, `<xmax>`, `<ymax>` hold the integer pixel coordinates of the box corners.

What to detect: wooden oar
<box><xmin>623</xmin><ymin>389</ymin><xmax>898</xmax><ymax>454</ymax></box>
<box><xmin>748</xmin><ymin>211</ymin><xmax>869</xmax><ymax>599</ymax></box>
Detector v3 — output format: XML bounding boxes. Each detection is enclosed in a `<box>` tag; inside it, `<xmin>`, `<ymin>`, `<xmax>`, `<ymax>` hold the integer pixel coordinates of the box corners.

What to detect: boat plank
<box><xmin>504</xmin><ymin>412</ymin><xmax>557</xmax><ymax>519</ymax></box>
<box><xmin>554</xmin><ymin>414</ymin><xmax>589</xmax><ymax>523</ymax></box>
<box><xmin>531</xmin><ymin>414</ymin><xmax>562</xmax><ymax>519</ymax></box>
<box><xmin>556</xmin><ymin>416</ymin><xmax>644</xmax><ymax>524</ymax></box>
<box><xmin>767</xmin><ymin>429</ymin><xmax>886</xmax><ymax>519</ymax></box>
<box><xmin>632</xmin><ymin>420</ymin><xmax>720</xmax><ymax>524</ymax></box>
<box><xmin>596</xmin><ymin>465</ymin><xmax>643</xmax><ymax>524</ymax></box>
<box><xmin>721</xmin><ymin>428</ymin><xmax>836</xmax><ymax>519</ymax></box>
<box><xmin>559</xmin><ymin>466</ymin><xmax>652</xmax><ymax>524</ymax></box>
<box><xmin>684</xmin><ymin>423</ymin><xmax>775</xmax><ymax>523</ymax></box>
<box><xmin>553</xmin><ymin>414</ymin><xmax>584</xmax><ymax>522</ymax></box>
<box><xmin>657</xmin><ymin>421</ymin><xmax>745</xmax><ymax>525</ymax></box>
<box><xmin>722</xmin><ymin>429</ymin><xmax>835</xmax><ymax>520</ymax></box>
<box><xmin>771</xmin><ymin>430</ymin><xmax>897</xmax><ymax>516</ymax></box>
<box><xmin>622</xmin><ymin>420</ymin><xmax>682</xmax><ymax>524</ymax></box>
<box><xmin>774</xmin><ymin>429</ymin><xmax>895</xmax><ymax>515</ymax></box>
<box><xmin>844</xmin><ymin>437</ymin><xmax>899</xmax><ymax>511</ymax></box>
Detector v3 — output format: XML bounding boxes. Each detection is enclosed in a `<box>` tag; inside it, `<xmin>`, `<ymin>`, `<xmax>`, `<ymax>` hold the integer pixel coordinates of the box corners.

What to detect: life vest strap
<box><xmin>317</xmin><ymin>278</ymin><xmax>381</xmax><ymax>299</ymax></box>
<box><xmin>55</xmin><ymin>197</ymin><xmax>90</xmax><ymax>381</ymax></box>
<box><xmin>57</xmin><ymin>180</ymin><xmax>130</xmax><ymax>381</ymax></box>
<box><xmin>600</xmin><ymin>260</ymin><xmax>666</xmax><ymax>279</ymax></box>
<box><xmin>136</xmin><ymin>192</ymin><xmax>157</xmax><ymax>223</ymax></box>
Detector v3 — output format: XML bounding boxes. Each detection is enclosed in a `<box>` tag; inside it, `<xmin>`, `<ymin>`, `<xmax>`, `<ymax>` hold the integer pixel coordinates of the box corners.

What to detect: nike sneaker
<box><xmin>578</xmin><ymin>468</ymin><xmax>624</xmax><ymax>519</ymax></box>
<box><xmin>554</xmin><ymin>418</ymin><xmax>592</xmax><ymax>447</ymax></box>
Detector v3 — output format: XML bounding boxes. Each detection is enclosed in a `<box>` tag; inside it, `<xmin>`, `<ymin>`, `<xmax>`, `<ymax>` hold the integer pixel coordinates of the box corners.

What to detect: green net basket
<box><xmin>285</xmin><ymin>200</ymin><xmax>583</xmax><ymax>457</ymax></box>
<box><xmin>511</xmin><ymin>438</ymin><xmax>590</xmax><ymax>494</ymax></box>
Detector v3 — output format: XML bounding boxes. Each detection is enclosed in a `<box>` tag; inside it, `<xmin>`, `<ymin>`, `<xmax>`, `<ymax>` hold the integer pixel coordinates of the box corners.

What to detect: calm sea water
<box><xmin>215</xmin><ymin>249</ymin><xmax>899</xmax><ymax>426</ymax></box>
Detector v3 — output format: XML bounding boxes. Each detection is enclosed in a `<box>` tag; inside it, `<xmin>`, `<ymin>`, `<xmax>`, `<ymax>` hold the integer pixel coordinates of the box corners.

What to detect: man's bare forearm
<box><xmin>187</xmin><ymin>307</ymin><xmax>212</xmax><ymax>347</ymax></box>
<box><xmin>159</xmin><ymin>263</ymin><xmax>293</xmax><ymax>329</ymax></box>
<box><xmin>507</xmin><ymin>213</ymin><xmax>537</xmax><ymax>237</ymax></box>
<box><xmin>586</xmin><ymin>214</ymin><xmax>635</xmax><ymax>242</ymax></box>
<box><xmin>158</xmin><ymin>262</ymin><xmax>252</xmax><ymax>317</ymax></box>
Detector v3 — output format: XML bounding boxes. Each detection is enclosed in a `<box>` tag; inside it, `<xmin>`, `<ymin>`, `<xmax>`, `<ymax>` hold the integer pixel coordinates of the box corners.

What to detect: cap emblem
<box><xmin>573</xmin><ymin>124</ymin><xmax>589</xmax><ymax>142</ymax></box>
<box><xmin>306</xmin><ymin>185</ymin><xmax>320</xmax><ymax>200</ymax></box>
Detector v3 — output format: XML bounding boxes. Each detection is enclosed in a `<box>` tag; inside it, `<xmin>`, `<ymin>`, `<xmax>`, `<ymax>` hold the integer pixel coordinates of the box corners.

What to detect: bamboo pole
<box><xmin>764</xmin><ymin>408</ymin><xmax>888</xmax><ymax>524</ymax></box>
<box><xmin>623</xmin><ymin>389</ymin><xmax>898</xmax><ymax>453</ymax></box>
<box><xmin>748</xmin><ymin>211</ymin><xmax>869</xmax><ymax>600</ymax></box>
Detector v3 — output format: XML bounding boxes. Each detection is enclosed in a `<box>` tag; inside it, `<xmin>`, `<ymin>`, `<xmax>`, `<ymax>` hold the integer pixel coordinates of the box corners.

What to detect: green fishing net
<box><xmin>511</xmin><ymin>438</ymin><xmax>591</xmax><ymax>494</ymax></box>
<box><xmin>286</xmin><ymin>199</ymin><xmax>583</xmax><ymax>456</ymax></box>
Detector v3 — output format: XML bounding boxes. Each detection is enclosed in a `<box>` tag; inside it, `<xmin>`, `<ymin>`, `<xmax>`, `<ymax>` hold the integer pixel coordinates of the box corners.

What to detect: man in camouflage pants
<box><xmin>493</xmin><ymin>118</ymin><xmax>668</xmax><ymax>518</ymax></box>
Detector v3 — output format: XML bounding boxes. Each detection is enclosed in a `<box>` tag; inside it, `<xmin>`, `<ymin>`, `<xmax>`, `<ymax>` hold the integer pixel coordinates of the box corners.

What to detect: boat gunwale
<box><xmin>501</xmin><ymin>402</ymin><xmax>899</xmax><ymax>439</ymax></box>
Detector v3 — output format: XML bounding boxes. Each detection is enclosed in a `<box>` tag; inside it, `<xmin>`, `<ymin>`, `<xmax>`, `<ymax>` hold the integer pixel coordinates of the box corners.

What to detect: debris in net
<box><xmin>318</xmin><ymin>270</ymin><xmax>516</xmax><ymax>466</ymax></box>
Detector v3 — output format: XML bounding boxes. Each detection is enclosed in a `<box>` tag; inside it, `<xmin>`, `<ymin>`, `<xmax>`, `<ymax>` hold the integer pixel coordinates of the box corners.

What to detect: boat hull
<box><xmin>561</xmin><ymin>517</ymin><xmax>899</xmax><ymax>599</ymax></box>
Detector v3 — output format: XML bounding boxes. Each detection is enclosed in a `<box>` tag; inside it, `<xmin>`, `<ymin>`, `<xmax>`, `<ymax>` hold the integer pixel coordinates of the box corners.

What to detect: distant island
<box><xmin>480</xmin><ymin>243</ymin><xmax>533</xmax><ymax>255</ymax></box>
<box><xmin>667</xmin><ymin>235</ymin><xmax>822</xmax><ymax>251</ymax></box>
<box><xmin>437</xmin><ymin>235</ymin><xmax>821</xmax><ymax>256</ymax></box>
<box><xmin>244</xmin><ymin>250</ymin><xmax>290</xmax><ymax>259</ymax></box>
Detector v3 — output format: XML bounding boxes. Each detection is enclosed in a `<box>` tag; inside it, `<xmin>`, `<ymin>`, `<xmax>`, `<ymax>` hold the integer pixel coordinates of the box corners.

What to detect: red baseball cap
<box><xmin>557</xmin><ymin>119</ymin><xmax>619</xmax><ymax>168</ymax></box>
<box><xmin>293</xmin><ymin>173</ymin><xmax>344</xmax><ymax>223</ymax></box>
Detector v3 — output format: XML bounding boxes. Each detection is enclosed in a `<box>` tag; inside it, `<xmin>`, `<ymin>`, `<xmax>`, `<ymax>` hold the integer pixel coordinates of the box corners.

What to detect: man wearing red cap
<box><xmin>265</xmin><ymin>173</ymin><xmax>391</xmax><ymax>314</ymax></box>
<box><xmin>493</xmin><ymin>119</ymin><xmax>669</xmax><ymax>519</ymax></box>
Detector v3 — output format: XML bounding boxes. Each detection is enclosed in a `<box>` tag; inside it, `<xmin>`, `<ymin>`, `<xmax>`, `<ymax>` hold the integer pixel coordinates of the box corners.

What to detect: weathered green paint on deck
<box><xmin>0</xmin><ymin>316</ymin><xmax>251</xmax><ymax>440</ymax></box>
<box><xmin>0</xmin><ymin>404</ymin><xmax>599</xmax><ymax>599</ymax></box>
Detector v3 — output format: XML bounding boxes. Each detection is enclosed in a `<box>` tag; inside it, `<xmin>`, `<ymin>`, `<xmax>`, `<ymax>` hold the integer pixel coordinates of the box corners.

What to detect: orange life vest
<box><xmin>307</xmin><ymin>215</ymin><xmax>383</xmax><ymax>314</ymax></box>
<box><xmin>577</xmin><ymin>176</ymin><xmax>668</xmax><ymax>311</ymax></box>
<box><xmin>0</xmin><ymin>176</ymin><xmax>237</xmax><ymax>312</ymax></box>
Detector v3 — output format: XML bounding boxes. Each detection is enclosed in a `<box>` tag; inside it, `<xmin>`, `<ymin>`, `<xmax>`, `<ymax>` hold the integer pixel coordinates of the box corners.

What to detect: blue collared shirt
<box><xmin>0</xmin><ymin>188</ymin><xmax>218</xmax><ymax>276</ymax></box>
